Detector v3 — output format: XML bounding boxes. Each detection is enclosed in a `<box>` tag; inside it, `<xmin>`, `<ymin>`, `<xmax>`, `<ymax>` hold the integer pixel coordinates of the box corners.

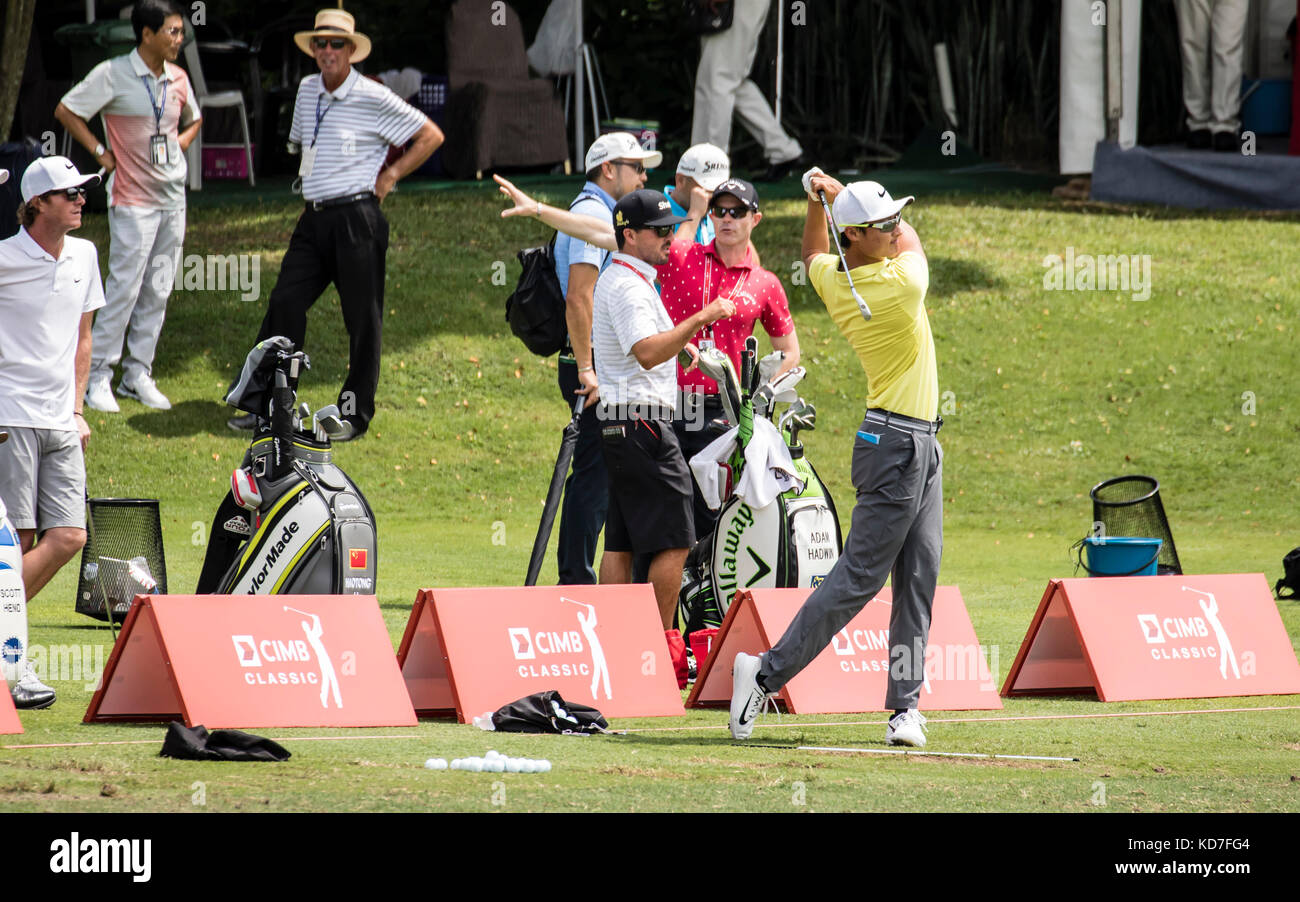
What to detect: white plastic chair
<box><xmin>182</xmin><ymin>34</ymin><xmax>255</xmax><ymax>188</ymax></box>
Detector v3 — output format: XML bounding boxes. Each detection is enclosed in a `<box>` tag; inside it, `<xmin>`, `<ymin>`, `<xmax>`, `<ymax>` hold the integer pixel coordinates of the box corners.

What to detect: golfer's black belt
<box><xmin>865</xmin><ymin>408</ymin><xmax>943</xmax><ymax>434</ymax></box>
<box><xmin>307</xmin><ymin>191</ymin><xmax>376</xmax><ymax>212</ymax></box>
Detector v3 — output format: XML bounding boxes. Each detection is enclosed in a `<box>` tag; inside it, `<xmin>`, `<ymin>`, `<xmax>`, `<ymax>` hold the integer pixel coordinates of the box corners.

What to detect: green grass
<box><xmin>2</xmin><ymin>179</ymin><xmax>1298</xmax><ymax>812</ymax></box>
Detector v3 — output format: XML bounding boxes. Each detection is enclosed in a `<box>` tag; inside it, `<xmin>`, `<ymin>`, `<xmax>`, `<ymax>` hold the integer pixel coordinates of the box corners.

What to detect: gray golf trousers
<box><xmin>759</xmin><ymin>411</ymin><xmax>943</xmax><ymax>710</ymax></box>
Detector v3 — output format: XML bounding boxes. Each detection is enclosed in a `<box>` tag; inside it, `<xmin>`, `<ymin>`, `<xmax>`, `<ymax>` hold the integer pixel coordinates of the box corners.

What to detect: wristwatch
<box><xmin>94</xmin><ymin>143</ymin><xmax>106</xmax><ymax>158</ymax></box>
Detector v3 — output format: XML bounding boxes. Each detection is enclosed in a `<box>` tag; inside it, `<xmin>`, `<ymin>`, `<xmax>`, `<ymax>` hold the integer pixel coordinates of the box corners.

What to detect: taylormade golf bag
<box><xmin>0</xmin><ymin>495</ymin><xmax>28</xmax><ymax>685</ymax></box>
<box><xmin>197</xmin><ymin>338</ymin><xmax>378</xmax><ymax>596</ymax></box>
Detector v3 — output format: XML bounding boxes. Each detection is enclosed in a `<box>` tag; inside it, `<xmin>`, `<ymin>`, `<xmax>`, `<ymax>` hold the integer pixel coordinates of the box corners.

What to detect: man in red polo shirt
<box><xmin>659</xmin><ymin>177</ymin><xmax>799</xmax><ymax>533</ymax></box>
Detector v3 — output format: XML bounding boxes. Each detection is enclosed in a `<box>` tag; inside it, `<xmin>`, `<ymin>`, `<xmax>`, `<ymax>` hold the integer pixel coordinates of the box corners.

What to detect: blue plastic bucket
<box><xmin>1240</xmin><ymin>78</ymin><xmax>1292</xmax><ymax>136</ymax></box>
<box><xmin>1082</xmin><ymin>536</ymin><xmax>1162</xmax><ymax>576</ymax></box>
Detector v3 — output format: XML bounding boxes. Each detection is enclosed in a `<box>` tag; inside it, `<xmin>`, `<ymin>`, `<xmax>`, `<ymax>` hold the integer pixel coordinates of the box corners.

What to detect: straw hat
<box><xmin>294</xmin><ymin>9</ymin><xmax>372</xmax><ymax>63</ymax></box>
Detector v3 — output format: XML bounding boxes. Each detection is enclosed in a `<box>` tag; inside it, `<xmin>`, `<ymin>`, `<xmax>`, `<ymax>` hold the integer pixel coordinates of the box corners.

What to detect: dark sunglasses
<box><xmin>44</xmin><ymin>187</ymin><xmax>87</xmax><ymax>201</ymax></box>
<box><xmin>312</xmin><ymin>37</ymin><xmax>351</xmax><ymax>50</ymax></box>
<box><xmin>642</xmin><ymin>225</ymin><xmax>674</xmax><ymax>238</ymax></box>
<box><xmin>710</xmin><ymin>205</ymin><xmax>749</xmax><ymax>219</ymax></box>
<box><xmin>613</xmin><ymin>160</ymin><xmax>646</xmax><ymax>175</ymax></box>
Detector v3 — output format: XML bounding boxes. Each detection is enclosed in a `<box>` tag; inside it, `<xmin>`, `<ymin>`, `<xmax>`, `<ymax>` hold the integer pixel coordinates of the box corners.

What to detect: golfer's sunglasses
<box><xmin>312</xmin><ymin>37</ymin><xmax>351</xmax><ymax>50</ymax></box>
<box><xmin>855</xmin><ymin>214</ymin><xmax>901</xmax><ymax>232</ymax></box>
<box><xmin>44</xmin><ymin>187</ymin><xmax>87</xmax><ymax>201</ymax></box>
<box><xmin>613</xmin><ymin>160</ymin><xmax>646</xmax><ymax>175</ymax></box>
<box><xmin>642</xmin><ymin>225</ymin><xmax>673</xmax><ymax>237</ymax></box>
<box><xmin>710</xmin><ymin>205</ymin><xmax>749</xmax><ymax>219</ymax></box>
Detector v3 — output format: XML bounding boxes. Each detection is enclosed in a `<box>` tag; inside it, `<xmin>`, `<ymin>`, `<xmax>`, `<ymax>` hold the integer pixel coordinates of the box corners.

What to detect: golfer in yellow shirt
<box><xmin>730</xmin><ymin>174</ymin><xmax>942</xmax><ymax>748</ymax></box>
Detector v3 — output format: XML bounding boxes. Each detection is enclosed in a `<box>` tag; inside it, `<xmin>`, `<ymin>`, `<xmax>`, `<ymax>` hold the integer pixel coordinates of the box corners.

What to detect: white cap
<box><xmin>676</xmin><ymin>143</ymin><xmax>730</xmax><ymax>191</ymax></box>
<box><xmin>20</xmin><ymin>156</ymin><xmax>100</xmax><ymax>204</ymax></box>
<box><xmin>832</xmin><ymin>180</ymin><xmax>914</xmax><ymax>227</ymax></box>
<box><xmin>584</xmin><ymin>132</ymin><xmax>663</xmax><ymax>172</ymax></box>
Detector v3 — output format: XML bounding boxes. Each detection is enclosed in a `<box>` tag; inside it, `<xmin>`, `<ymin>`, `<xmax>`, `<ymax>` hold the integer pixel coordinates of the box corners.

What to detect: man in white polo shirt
<box><xmin>592</xmin><ymin>189</ymin><xmax>735</xmax><ymax>629</ymax></box>
<box><xmin>227</xmin><ymin>8</ymin><xmax>442</xmax><ymax>440</ymax></box>
<box><xmin>57</xmin><ymin>0</ymin><xmax>201</xmax><ymax>413</ymax></box>
<box><xmin>0</xmin><ymin>157</ymin><xmax>106</xmax><ymax>710</ymax></box>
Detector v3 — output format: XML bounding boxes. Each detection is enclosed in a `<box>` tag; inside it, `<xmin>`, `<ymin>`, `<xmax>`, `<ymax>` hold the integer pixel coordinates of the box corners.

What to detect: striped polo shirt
<box><xmin>592</xmin><ymin>253</ymin><xmax>677</xmax><ymax>413</ymax></box>
<box><xmin>60</xmin><ymin>49</ymin><xmax>200</xmax><ymax>210</ymax></box>
<box><xmin>289</xmin><ymin>67</ymin><xmax>428</xmax><ymax>202</ymax></box>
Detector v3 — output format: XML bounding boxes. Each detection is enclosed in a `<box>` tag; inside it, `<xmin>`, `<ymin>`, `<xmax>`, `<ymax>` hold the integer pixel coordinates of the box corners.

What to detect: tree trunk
<box><xmin>0</xmin><ymin>0</ymin><xmax>37</xmax><ymax>143</ymax></box>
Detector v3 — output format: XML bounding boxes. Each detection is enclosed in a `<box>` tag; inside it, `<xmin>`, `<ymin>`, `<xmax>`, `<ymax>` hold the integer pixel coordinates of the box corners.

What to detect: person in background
<box><xmin>56</xmin><ymin>0</ymin><xmax>200</xmax><ymax>413</ymax></box>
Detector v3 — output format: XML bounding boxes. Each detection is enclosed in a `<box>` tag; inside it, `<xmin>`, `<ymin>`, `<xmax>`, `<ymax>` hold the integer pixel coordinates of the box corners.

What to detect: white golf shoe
<box><xmin>886</xmin><ymin>709</ymin><xmax>928</xmax><ymax>747</ymax></box>
<box><xmin>118</xmin><ymin>374</ymin><xmax>171</xmax><ymax>410</ymax></box>
<box><xmin>729</xmin><ymin>652</ymin><xmax>772</xmax><ymax>740</ymax></box>
<box><xmin>84</xmin><ymin>375</ymin><xmax>119</xmax><ymax>413</ymax></box>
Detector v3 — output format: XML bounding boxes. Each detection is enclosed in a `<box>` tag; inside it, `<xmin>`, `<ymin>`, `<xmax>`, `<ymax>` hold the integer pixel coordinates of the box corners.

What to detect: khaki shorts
<box><xmin>0</xmin><ymin>426</ymin><xmax>85</xmax><ymax>532</ymax></box>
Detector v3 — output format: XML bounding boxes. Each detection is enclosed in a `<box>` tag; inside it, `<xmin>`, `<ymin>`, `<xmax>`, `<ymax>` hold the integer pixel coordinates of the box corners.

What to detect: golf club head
<box><xmin>313</xmin><ymin>404</ymin><xmax>349</xmax><ymax>441</ymax></box>
<box><xmin>698</xmin><ymin>347</ymin><xmax>742</xmax><ymax>423</ymax></box>
<box><xmin>752</xmin><ymin>383</ymin><xmax>775</xmax><ymax>421</ymax></box>
<box><xmin>792</xmin><ymin>401</ymin><xmax>817</xmax><ymax>432</ymax></box>
<box><xmin>765</xmin><ymin>366</ymin><xmax>806</xmax><ymax>406</ymax></box>
<box><xmin>777</xmin><ymin>405</ymin><xmax>796</xmax><ymax>438</ymax></box>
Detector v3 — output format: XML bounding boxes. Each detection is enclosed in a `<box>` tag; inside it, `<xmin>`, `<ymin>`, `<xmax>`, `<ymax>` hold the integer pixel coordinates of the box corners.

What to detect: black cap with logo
<box><xmin>710</xmin><ymin>178</ymin><xmax>759</xmax><ymax>212</ymax></box>
<box><xmin>613</xmin><ymin>189</ymin><xmax>688</xmax><ymax>232</ymax></box>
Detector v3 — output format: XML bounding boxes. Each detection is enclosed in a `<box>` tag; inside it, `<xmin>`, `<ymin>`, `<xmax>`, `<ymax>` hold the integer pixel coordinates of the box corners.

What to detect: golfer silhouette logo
<box><xmin>1180</xmin><ymin>587</ymin><xmax>1241</xmax><ymax>680</ymax></box>
<box><xmin>560</xmin><ymin>597</ymin><xmax>611</xmax><ymax>701</ymax></box>
<box><xmin>284</xmin><ymin>606</ymin><xmax>343</xmax><ymax>708</ymax></box>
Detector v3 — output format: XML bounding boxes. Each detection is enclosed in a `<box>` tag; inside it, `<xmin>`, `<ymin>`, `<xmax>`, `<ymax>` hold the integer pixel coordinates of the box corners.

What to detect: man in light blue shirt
<box><xmin>662</xmin><ymin>142</ymin><xmax>730</xmax><ymax>246</ymax></box>
<box><xmin>552</xmin><ymin>132</ymin><xmax>661</xmax><ymax>584</ymax></box>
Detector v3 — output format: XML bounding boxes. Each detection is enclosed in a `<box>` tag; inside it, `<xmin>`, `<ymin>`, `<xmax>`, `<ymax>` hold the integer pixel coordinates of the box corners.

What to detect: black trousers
<box><xmin>254</xmin><ymin>197</ymin><xmax>389</xmax><ymax>433</ymax></box>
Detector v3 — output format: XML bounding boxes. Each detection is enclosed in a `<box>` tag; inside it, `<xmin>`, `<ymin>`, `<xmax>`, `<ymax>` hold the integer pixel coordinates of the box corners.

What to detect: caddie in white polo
<box><xmin>0</xmin><ymin>156</ymin><xmax>107</xmax><ymax>710</ymax></box>
<box><xmin>730</xmin><ymin>173</ymin><xmax>942</xmax><ymax>749</ymax></box>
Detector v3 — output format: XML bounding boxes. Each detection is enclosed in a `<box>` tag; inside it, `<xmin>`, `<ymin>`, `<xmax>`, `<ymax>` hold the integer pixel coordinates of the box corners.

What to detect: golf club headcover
<box><xmin>801</xmin><ymin>166</ymin><xmax>825</xmax><ymax>198</ymax></box>
<box><xmin>231</xmin><ymin>467</ymin><xmax>262</xmax><ymax>511</ymax></box>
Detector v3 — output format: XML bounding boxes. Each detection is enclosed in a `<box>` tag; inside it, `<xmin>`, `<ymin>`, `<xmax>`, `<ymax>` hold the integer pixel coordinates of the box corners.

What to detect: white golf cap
<box><xmin>20</xmin><ymin>156</ymin><xmax>100</xmax><ymax>203</ymax></box>
<box><xmin>676</xmin><ymin>142</ymin><xmax>730</xmax><ymax>191</ymax></box>
<box><xmin>832</xmin><ymin>180</ymin><xmax>914</xmax><ymax>227</ymax></box>
<box><xmin>584</xmin><ymin>132</ymin><xmax>663</xmax><ymax>172</ymax></box>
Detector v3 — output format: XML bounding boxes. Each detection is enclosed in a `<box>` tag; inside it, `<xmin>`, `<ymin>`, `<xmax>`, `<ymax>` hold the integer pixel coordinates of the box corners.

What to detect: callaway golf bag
<box><xmin>196</xmin><ymin>338</ymin><xmax>377</xmax><ymax>596</ymax></box>
<box><xmin>678</xmin><ymin>340</ymin><xmax>843</xmax><ymax>635</ymax></box>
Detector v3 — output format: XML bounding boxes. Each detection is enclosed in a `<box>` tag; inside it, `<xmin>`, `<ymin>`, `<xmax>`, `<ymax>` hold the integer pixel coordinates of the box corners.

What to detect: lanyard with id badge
<box><xmin>299</xmin><ymin>93</ymin><xmax>333</xmax><ymax>179</ymax></box>
<box><xmin>142</xmin><ymin>75</ymin><xmax>169</xmax><ymax>166</ymax></box>
<box><xmin>699</xmin><ymin>255</ymin><xmax>747</xmax><ymax>352</ymax></box>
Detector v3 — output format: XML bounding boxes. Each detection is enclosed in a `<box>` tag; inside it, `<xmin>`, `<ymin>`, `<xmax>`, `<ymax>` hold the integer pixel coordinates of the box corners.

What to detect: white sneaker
<box><xmin>729</xmin><ymin>652</ymin><xmax>772</xmax><ymax>740</ymax></box>
<box><xmin>118</xmin><ymin>374</ymin><xmax>171</xmax><ymax>410</ymax></box>
<box><xmin>16</xmin><ymin>662</ymin><xmax>54</xmax><ymax>694</ymax></box>
<box><xmin>84</xmin><ymin>375</ymin><xmax>120</xmax><ymax>413</ymax></box>
<box><xmin>886</xmin><ymin>709</ymin><xmax>928</xmax><ymax>747</ymax></box>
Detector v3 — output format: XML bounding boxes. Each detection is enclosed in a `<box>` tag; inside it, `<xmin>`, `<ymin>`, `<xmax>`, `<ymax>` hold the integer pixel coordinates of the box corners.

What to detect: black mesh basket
<box><xmin>75</xmin><ymin>498</ymin><xmax>168</xmax><ymax>623</ymax></box>
<box><xmin>1090</xmin><ymin>476</ymin><xmax>1181</xmax><ymax>575</ymax></box>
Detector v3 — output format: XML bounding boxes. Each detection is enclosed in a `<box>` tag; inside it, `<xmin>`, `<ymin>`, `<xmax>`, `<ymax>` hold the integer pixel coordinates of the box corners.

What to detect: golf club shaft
<box><xmin>818</xmin><ymin>190</ymin><xmax>872</xmax><ymax>321</ymax></box>
<box><xmin>524</xmin><ymin>397</ymin><xmax>585</xmax><ymax>586</ymax></box>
